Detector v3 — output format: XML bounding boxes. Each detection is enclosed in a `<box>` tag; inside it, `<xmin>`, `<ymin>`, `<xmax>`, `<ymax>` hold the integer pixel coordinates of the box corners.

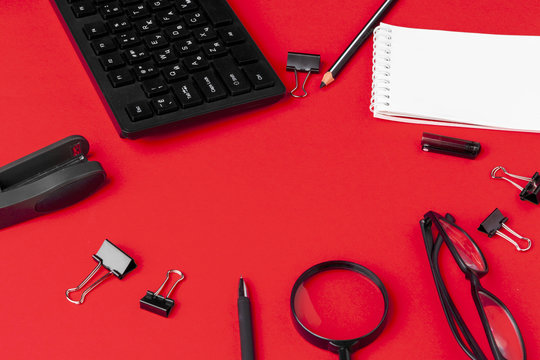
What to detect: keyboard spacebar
<box><xmin>198</xmin><ymin>0</ymin><xmax>233</xmax><ymax>26</ymax></box>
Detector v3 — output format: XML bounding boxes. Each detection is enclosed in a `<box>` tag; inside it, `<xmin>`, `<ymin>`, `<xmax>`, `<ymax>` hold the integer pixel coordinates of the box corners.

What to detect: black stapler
<box><xmin>0</xmin><ymin>135</ymin><xmax>106</xmax><ymax>229</ymax></box>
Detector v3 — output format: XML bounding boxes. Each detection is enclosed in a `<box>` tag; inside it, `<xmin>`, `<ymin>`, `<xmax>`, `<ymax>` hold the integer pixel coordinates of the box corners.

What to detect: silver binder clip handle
<box><xmin>498</xmin><ymin>224</ymin><xmax>532</xmax><ymax>252</ymax></box>
<box><xmin>155</xmin><ymin>269</ymin><xmax>185</xmax><ymax>299</ymax></box>
<box><xmin>290</xmin><ymin>69</ymin><xmax>311</xmax><ymax>98</ymax></box>
<box><xmin>491</xmin><ymin>166</ymin><xmax>531</xmax><ymax>191</ymax></box>
<box><xmin>65</xmin><ymin>260</ymin><xmax>113</xmax><ymax>305</ymax></box>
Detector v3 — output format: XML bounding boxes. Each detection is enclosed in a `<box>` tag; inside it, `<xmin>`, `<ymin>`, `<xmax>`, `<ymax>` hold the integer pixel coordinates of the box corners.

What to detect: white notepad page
<box><xmin>370</xmin><ymin>23</ymin><xmax>540</xmax><ymax>132</ymax></box>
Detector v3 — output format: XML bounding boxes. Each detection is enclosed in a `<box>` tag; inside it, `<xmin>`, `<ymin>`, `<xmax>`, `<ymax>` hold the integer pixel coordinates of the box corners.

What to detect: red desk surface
<box><xmin>1</xmin><ymin>1</ymin><xmax>539</xmax><ymax>359</ymax></box>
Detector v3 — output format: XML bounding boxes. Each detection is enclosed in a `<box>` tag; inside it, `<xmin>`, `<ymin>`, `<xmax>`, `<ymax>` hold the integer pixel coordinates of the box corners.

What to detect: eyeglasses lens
<box><xmin>438</xmin><ymin>218</ymin><xmax>486</xmax><ymax>272</ymax></box>
<box><xmin>479</xmin><ymin>292</ymin><xmax>524</xmax><ymax>360</ymax></box>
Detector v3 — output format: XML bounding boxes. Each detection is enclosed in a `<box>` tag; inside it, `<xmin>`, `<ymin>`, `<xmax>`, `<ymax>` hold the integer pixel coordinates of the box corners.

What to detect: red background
<box><xmin>1</xmin><ymin>0</ymin><xmax>539</xmax><ymax>359</ymax></box>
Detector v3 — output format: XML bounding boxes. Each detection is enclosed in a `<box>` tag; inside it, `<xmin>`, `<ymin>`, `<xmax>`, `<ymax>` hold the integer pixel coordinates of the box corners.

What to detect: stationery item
<box><xmin>290</xmin><ymin>261</ymin><xmax>389</xmax><ymax>360</ymax></box>
<box><xmin>66</xmin><ymin>239</ymin><xmax>137</xmax><ymax>304</ymax></box>
<box><xmin>421</xmin><ymin>212</ymin><xmax>526</xmax><ymax>359</ymax></box>
<box><xmin>421</xmin><ymin>132</ymin><xmax>481</xmax><ymax>159</ymax></box>
<box><xmin>238</xmin><ymin>277</ymin><xmax>255</xmax><ymax>360</ymax></box>
<box><xmin>0</xmin><ymin>135</ymin><xmax>106</xmax><ymax>229</ymax></box>
<box><xmin>140</xmin><ymin>270</ymin><xmax>185</xmax><ymax>317</ymax></box>
<box><xmin>286</xmin><ymin>52</ymin><xmax>320</xmax><ymax>98</ymax></box>
<box><xmin>478</xmin><ymin>208</ymin><xmax>532</xmax><ymax>252</ymax></box>
<box><xmin>320</xmin><ymin>0</ymin><xmax>397</xmax><ymax>88</ymax></box>
<box><xmin>371</xmin><ymin>23</ymin><xmax>540</xmax><ymax>132</ymax></box>
<box><xmin>491</xmin><ymin>166</ymin><xmax>540</xmax><ymax>204</ymax></box>
<box><xmin>51</xmin><ymin>0</ymin><xmax>285</xmax><ymax>138</ymax></box>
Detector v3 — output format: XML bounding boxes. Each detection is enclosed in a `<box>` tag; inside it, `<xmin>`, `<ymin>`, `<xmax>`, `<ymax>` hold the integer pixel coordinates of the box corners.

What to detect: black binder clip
<box><xmin>286</xmin><ymin>52</ymin><xmax>320</xmax><ymax>98</ymax></box>
<box><xmin>66</xmin><ymin>240</ymin><xmax>137</xmax><ymax>304</ymax></box>
<box><xmin>0</xmin><ymin>135</ymin><xmax>106</xmax><ymax>229</ymax></box>
<box><xmin>478</xmin><ymin>208</ymin><xmax>532</xmax><ymax>252</ymax></box>
<box><xmin>491</xmin><ymin>166</ymin><xmax>540</xmax><ymax>204</ymax></box>
<box><xmin>140</xmin><ymin>269</ymin><xmax>185</xmax><ymax>317</ymax></box>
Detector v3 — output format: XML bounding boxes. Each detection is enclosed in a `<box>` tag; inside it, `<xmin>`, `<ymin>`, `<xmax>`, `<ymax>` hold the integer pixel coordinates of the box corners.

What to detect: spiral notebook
<box><xmin>370</xmin><ymin>23</ymin><xmax>540</xmax><ymax>132</ymax></box>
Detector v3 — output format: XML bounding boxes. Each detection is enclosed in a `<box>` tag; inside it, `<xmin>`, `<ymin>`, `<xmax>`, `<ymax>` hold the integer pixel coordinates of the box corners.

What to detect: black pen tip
<box><xmin>239</xmin><ymin>277</ymin><xmax>246</xmax><ymax>297</ymax></box>
<box><xmin>320</xmin><ymin>82</ymin><xmax>326</xmax><ymax>88</ymax></box>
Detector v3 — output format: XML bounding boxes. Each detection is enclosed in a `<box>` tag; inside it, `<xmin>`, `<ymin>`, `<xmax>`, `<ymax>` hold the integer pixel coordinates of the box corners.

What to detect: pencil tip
<box><xmin>321</xmin><ymin>72</ymin><xmax>335</xmax><ymax>88</ymax></box>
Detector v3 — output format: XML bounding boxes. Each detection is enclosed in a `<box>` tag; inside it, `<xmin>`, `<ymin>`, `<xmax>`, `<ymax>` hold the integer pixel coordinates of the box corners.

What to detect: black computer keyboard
<box><xmin>52</xmin><ymin>0</ymin><xmax>285</xmax><ymax>138</ymax></box>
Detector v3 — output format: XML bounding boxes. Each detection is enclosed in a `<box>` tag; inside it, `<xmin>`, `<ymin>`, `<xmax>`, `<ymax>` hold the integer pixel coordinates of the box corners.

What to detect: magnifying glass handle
<box><xmin>339</xmin><ymin>347</ymin><xmax>351</xmax><ymax>360</ymax></box>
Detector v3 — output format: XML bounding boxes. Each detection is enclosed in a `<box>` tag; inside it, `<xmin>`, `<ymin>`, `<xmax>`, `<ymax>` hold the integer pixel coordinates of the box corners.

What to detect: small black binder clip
<box><xmin>478</xmin><ymin>208</ymin><xmax>532</xmax><ymax>252</ymax></box>
<box><xmin>491</xmin><ymin>166</ymin><xmax>540</xmax><ymax>204</ymax></box>
<box><xmin>286</xmin><ymin>52</ymin><xmax>320</xmax><ymax>98</ymax></box>
<box><xmin>66</xmin><ymin>239</ymin><xmax>137</xmax><ymax>304</ymax></box>
<box><xmin>140</xmin><ymin>269</ymin><xmax>185</xmax><ymax>317</ymax></box>
<box><xmin>0</xmin><ymin>135</ymin><xmax>106</xmax><ymax>229</ymax></box>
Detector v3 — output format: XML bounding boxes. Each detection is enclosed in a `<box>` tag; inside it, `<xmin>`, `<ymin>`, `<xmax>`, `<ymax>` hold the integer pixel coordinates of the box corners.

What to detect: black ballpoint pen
<box><xmin>320</xmin><ymin>0</ymin><xmax>398</xmax><ymax>88</ymax></box>
<box><xmin>238</xmin><ymin>277</ymin><xmax>255</xmax><ymax>360</ymax></box>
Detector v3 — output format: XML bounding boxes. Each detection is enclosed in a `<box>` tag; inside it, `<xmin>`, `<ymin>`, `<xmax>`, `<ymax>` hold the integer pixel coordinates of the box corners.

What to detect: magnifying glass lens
<box><xmin>293</xmin><ymin>269</ymin><xmax>386</xmax><ymax>340</ymax></box>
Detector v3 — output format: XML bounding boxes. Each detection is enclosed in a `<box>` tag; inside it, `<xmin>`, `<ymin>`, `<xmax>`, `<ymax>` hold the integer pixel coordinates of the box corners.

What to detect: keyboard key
<box><xmin>99</xmin><ymin>2</ymin><xmax>123</xmax><ymax>19</ymax></box>
<box><xmin>218</xmin><ymin>26</ymin><xmax>244</xmax><ymax>45</ymax></box>
<box><xmin>147</xmin><ymin>0</ymin><xmax>172</xmax><ymax>12</ymax></box>
<box><xmin>194</xmin><ymin>26</ymin><xmax>217</xmax><ymax>42</ymax></box>
<box><xmin>151</xmin><ymin>94</ymin><xmax>178</xmax><ymax>114</ymax></box>
<box><xmin>134</xmin><ymin>18</ymin><xmax>160</xmax><ymax>34</ymax></box>
<box><xmin>174</xmin><ymin>37</ymin><xmax>199</xmax><ymax>56</ymax></box>
<box><xmin>108</xmin><ymin>16</ymin><xmax>131</xmax><ymax>33</ymax></box>
<box><xmin>172</xmin><ymin>80</ymin><xmax>203</xmax><ymax>108</ymax></box>
<box><xmin>120</xmin><ymin>0</ymin><xmax>141</xmax><ymax>5</ymax></box>
<box><xmin>202</xmin><ymin>40</ymin><xmax>227</xmax><ymax>58</ymax></box>
<box><xmin>198</xmin><ymin>0</ymin><xmax>233</xmax><ymax>26</ymax></box>
<box><xmin>162</xmin><ymin>63</ymin><xmax>188</xmax><ymax>82</ymax></box>
<box><xmin>72</xmin><ymin>2</ymin><xmax>96</xmax><ymax>18</ymax></box>
<box><xmin>125</xmin><ymin>45</ymin><xmax>151</xmax><ymax>64</ymax></box>
<box><xmin>243</xmin><ymin>63</ymin><xmax>275</xmax><ymax>90</ymax></box>
<box><xmin>116</xmin><ymin>30</ymin><xmax>141</xmax><ymax>48</ymax></box>
<box><xmin>156</xmin><ymin>8</ymin><xmax>181</xmax><ymax>25</ymax></box>
<box><xmin>91</xmin><ymin>38</ymin><xmax>117</xmax><ymax>55</ymax></box>
<box><xmin>108</xmin><ymin>68</ymin><xmax>135</xmax><ymax>87</ymax></box>
<box><xmin>133</xmin><ymin>61</ymin><xmax>159</xmax><ymax>80</ymax></box>
<box><xmin>126</xmin><ymin>4</ymin><xmax>150</xmax><ymax>19</ymax></box>
<box><xmin>185</xmin><ymin>11</ymin><xmax>207</xmax><ymax>28</ymax></box>
<box><xmin>172</xmin><ymin>0</ymin><xmax>198</xmax><ymax>13</ymax></box>
<box><xmin>164</xmin><ymin>22</ymin><xmax>189</xmax><ymax>41</ymax></box>
<box><xmin>83</xmin><ymin>22</ymin><xmax>108</xmax><ymax>40</ymax></box>
<box><xmin>172</xmin><ymin>0</ymin><xmax>197</xmax><ymax>13</ymax></box>
<box><xmin>126</xmin><ymin>101</ymin><xmax>153</xmax><ymax>121</ymax></box>
<box><xmin>213</xmin><ymin>57</ymin><xmax>250</xmax><ymax>95</ymax></box>
<box><xmin>142</xmin><ymin>77</ymin><xmax>169</xmax><ymax>96</ymax></box>
<box><xmin>230</xmin><ymin>44</ymin><xmax>258</xmax><ymax>64</ymax></box>
<box><xmin>99</xmin><ymin>53</ymin><xmax>125</xmax><ymax>70</ymax></box>
<box><xmin>144</xmin><ymin>33</ymin><xmax>168</xmax><ymax>49</ymax></box>
<box><xmin>154</xmin><ymin>47</ymin><xmax>178</xmax><ymax>65</ymax></box>
<box><xmin>193</xmin><ymin>71</ymin><xmax>227</xmax><ymax>102</ymax></box>
<box><xmin>183</xmin><ymin>54</ymin><xmax>208</xmax><ymax>72</ymax></box>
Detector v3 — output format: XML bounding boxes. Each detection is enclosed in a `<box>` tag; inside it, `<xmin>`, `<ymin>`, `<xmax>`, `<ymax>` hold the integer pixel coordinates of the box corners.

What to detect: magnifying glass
<box><xmin>290</xmin><ymin>260</ymin><xmax>389</xmax><ymax>360</ymax></box>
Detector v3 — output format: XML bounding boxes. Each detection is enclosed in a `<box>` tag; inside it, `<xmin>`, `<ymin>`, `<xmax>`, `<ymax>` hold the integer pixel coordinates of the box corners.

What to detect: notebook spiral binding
<box><xmin>370</xmin><ymin>26</ymin><xmax>393</xmax><ymax>113</ymax></box>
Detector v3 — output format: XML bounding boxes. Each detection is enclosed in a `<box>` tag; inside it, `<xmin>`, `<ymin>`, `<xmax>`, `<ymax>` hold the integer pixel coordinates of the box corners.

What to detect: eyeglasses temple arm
<box><xmin>421</xmin><ymin>218</ymin><xmax>487</xmax><ymax>360</ymax></box>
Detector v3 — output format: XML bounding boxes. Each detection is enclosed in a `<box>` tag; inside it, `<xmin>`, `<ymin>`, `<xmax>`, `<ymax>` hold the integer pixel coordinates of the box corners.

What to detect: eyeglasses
<box><xmin>420</xmin><ymin>211</ymin><xmax>526</xmax><ymax>360</ymax></box>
